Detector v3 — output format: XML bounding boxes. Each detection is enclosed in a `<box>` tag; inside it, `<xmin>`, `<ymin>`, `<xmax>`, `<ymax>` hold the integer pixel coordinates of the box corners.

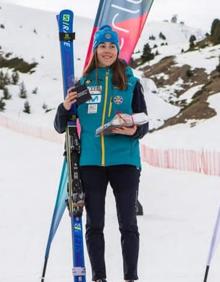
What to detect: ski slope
<box><xmin>1</xmin><ymin>126</ymin><xmax>220</xmax><ymax>282</ymax></box>
<box><xmin>1</xmin><ymin>2</ymin><xmax>220</xmax><ymax>281</ymax></box>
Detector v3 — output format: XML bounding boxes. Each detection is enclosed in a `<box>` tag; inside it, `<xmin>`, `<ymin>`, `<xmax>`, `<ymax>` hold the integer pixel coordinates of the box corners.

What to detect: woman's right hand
<box><xmin>63</xmin><ymin>88</ymin><xmax>78</xmax><ymax>110</ymax></box>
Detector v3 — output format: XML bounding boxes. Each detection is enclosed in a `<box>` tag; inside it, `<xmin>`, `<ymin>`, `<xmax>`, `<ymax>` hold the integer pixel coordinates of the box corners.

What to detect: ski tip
<box><xmin>57</xmin><ymin>9</ymin><xmax>74</xmax><ymax>23</ymax></box>
<box><xmin>56</xmin><ymin>9</ymin><xmax>74</xmax><ymax>23</ymax></box>
<box><xmin>59</xmin><ymin>9</ymin><xmax>73</xmax><ymax>16</ymax></box>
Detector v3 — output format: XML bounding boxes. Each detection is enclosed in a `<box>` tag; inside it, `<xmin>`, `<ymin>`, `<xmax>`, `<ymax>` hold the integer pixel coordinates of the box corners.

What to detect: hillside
<box><xmin>0</xmin><ymin>1</ymin><xmax>93</xmax><ymax>129</ymax></box>
<box><xmin>142</xmin><ymin>47</ymin><xmax>220</xmax><ymax>128</ymax></box>
<box><xmin>133</xmin><ymin>21</ymin><xmax>220</xmax><ymax>150</ymax></box>
<box><xmin>0</xmin><ymin>1</ymin><xmax>220</xmax><ymax>151</ymax></box>
<box><xmin>132</xmin><ymin>20</ymin><xmax>220</xmax><ymax>127</ymax></box>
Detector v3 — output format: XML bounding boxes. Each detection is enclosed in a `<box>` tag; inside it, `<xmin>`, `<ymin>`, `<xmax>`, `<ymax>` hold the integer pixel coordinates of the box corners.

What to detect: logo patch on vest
<box><xmin>85</xmin><ymin>79</ymin><xmax>92</xmax><ymax>85</ymax></box>
<box><xmin>88</xmin><ymin>104</ymin><xmax>98</xmax><ymax>114</ymax></box>
<box><xmin>87</xmin><ymin>86</ymin><xmax>102</xmax><ymax>95</ymax></box>
<box><xmin>113</xmin><ymin>96</ymin><xmax>123</xmax><ymax>105</ymax></box>
<box><xmin>86</xmin><ymin>94</ymin><xmax>101</xmax><ymax>104</ymax></box>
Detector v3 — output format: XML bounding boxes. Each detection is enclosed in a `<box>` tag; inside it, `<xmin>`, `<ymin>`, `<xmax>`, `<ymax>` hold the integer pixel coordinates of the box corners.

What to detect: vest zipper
<box><xmin>108</xmin><ymin>97</ymin><xmax>112</xmax><ymax>117</ymax></box>
<box><xmin>100</xmin><ymin>69</ymin><xmax>109</xmax><ymax>166</ymax></box>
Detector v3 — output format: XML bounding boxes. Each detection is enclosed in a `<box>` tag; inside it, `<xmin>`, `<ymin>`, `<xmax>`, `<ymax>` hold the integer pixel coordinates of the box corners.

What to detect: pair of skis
<box><xmin>41</xmin><ymin>10</ymin><xmax>86</xmax><ymax>282</ymax></box>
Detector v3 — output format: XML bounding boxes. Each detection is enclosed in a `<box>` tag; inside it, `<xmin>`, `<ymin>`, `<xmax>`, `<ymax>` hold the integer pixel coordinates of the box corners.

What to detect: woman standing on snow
<box><xmin>54</xmin><ymin>25</ymin><xmax>148</xmax><ymax>282</ymax></box>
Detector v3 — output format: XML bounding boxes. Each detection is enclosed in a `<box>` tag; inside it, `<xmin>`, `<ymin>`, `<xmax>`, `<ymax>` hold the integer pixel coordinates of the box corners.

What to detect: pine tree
<box><xmin>171</xmin><ymin>14</ymin><xmax>178</xmax><ymax>23</ymax></box>
<box><xmin>19</xmin><ymin>82</ymin><xmax>27</xmax><ymax>99</ymax></box>
<box><xmin>12</xmin><ymin>71</ymin><xmax>19</xmax><ymax>84</ymax></box>
<box><xmin>42</xmin><ymin>103</ymin><xmax>48</xmax><ymax>110</ymax></box>
<box><xmin>211</xmin><ymin>19</ymin><xmax>220</xmax><ymax>36</ymax></box>
<box><xmin>32</xmin><ymin>87</ymin><xmax>38</xmax><ymax>94</ymax></box>
<box><xmin>189</xmin><ymin>35</ymin><xmax>196</xmax><ymax>49</ymax></box>
<box><xmin>159</xmin><ymin>32</ymin><xmax>166</xmax><ymax>40</ymax></box>
<box><xmin>186</xmin><ymin>69</ymin><xmax>193</xmax><ymax>78</ymax></box>
<box><xmin>141</xmin><ymin>43</ymin><xmax>155</xmax><ymax>63</ymax></box>
<box><xmin>4</xmin><ymin>72</ymin><xmax>11</xmax><ymax>85</ymax></box>
<box><xmin>149</xmin><ymin>35</ymin><xmax>156</xmax><ymax>40</ymax></box>
<box><xmin>210</xmin><ymin>18</ymin><xmax>220</xmax><ymax>44</ymax></box>
<box><xmin>216</xmin><ymin>56</ymin><xmax>220</xmax><ymax>72</ymax></box>
<box><xmin>0</xmin><ymin>98</ymin><xmax>6</xmax><ymax>111</ymax></box>
<box><xmin>23</xmin><ymin>101</ymin><xmax>31</xmax><ymax>114</ymax></box>
<box><xmin>3</xmin><ymin>87</ymin><xmax>11</xmax><ymax>100</ymax></box>
<box><xmin>0</xmin><ymin>70</ymin><xmax>5</xmax><ymax>89</ymax></box>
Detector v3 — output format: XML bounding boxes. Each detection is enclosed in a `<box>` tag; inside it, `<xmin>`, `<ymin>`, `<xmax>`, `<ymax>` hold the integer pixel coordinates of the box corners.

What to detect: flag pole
<box><xmin>203</xmin><ymin>206</ymin><xmax>220</xmax><ymax>282</ymax></box>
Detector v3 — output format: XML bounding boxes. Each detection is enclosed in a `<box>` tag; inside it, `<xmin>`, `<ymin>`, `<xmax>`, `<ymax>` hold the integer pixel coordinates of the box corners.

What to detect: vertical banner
<box><xmin>84</xmin><ymin>0</ymin><xmax>154</xmax><ymax>68</ymax></box>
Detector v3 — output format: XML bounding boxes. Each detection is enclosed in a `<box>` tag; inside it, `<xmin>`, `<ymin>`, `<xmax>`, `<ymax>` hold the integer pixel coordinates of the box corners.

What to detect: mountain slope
<box><xmin>0</xmin><ymin>1</ymin><xmax>220</xmax><ymax>151</ymax></box>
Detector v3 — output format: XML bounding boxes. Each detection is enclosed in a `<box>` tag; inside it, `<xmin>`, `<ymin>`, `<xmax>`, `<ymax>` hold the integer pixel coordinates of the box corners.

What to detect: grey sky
<box><xmin>3</xmin><ymin>0</ymin><xmax>220</xmax><ymax>31</ymax></box>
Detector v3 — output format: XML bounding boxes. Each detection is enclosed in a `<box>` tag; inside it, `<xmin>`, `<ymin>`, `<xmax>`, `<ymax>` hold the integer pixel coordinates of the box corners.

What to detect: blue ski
<box><xmin>41</xmin><ymin>10</ymin><xmax>86</xmax><ymax>282</ymax></box>
<box><xmin>57</xmin><ymin>10</ymin><xmax>86</xmax><ymax>282</ymax></box>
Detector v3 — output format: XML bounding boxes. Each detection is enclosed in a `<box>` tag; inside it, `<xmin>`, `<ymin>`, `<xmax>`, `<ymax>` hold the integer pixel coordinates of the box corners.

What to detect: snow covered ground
<box><xmin>1</xmin><ymin>126</ymin><xmax>220</xmax><ymax>282</ymax></box>
<box><xmin>1</xmin><ymin>2</ymin><xmax>220</xmax><ymax>281</ymax></box>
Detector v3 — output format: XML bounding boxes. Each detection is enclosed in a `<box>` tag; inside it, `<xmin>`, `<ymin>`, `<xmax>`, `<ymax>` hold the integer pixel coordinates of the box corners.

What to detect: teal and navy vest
<box><xmin>77</xmin><ymin>66</ymin><xmax>141</xmax><ymax>167</ymax></box>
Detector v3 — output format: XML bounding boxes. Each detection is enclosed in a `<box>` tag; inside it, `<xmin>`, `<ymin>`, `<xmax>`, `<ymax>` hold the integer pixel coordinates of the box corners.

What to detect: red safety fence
<box><xmin>1</xmin><ymin>114</ymin><xmax>220</xmax><ymax>177</ymax></box>
<box><xmin>0</xmin><ymin>114</ymin><xmax>64</xmax><ymax>144</ymax></box>
<box><xmin>141</xmin><ymin>144</ymin><xmax>220</xmax><ymax>177</ymax></box>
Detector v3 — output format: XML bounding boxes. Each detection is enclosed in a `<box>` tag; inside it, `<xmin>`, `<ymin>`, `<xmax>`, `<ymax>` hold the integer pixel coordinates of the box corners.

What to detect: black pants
<box><xmin>80</xmin><ymin>165</ymin><xmax>140</xmax><ymax>281</ymax></box>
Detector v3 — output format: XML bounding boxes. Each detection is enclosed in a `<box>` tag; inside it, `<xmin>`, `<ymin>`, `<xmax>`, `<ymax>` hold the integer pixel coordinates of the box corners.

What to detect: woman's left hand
<box><xmin>111</xmin><ymin>125</ymin><xmax>137</xmax><ymax>136</ymax></box>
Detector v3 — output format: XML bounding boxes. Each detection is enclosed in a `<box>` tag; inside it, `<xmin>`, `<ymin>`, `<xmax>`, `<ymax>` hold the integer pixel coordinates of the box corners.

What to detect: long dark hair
<box><xmin>83</xmin><ymin>52</ymin><xmax>128</xmax><ymax>90</ymax></box>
